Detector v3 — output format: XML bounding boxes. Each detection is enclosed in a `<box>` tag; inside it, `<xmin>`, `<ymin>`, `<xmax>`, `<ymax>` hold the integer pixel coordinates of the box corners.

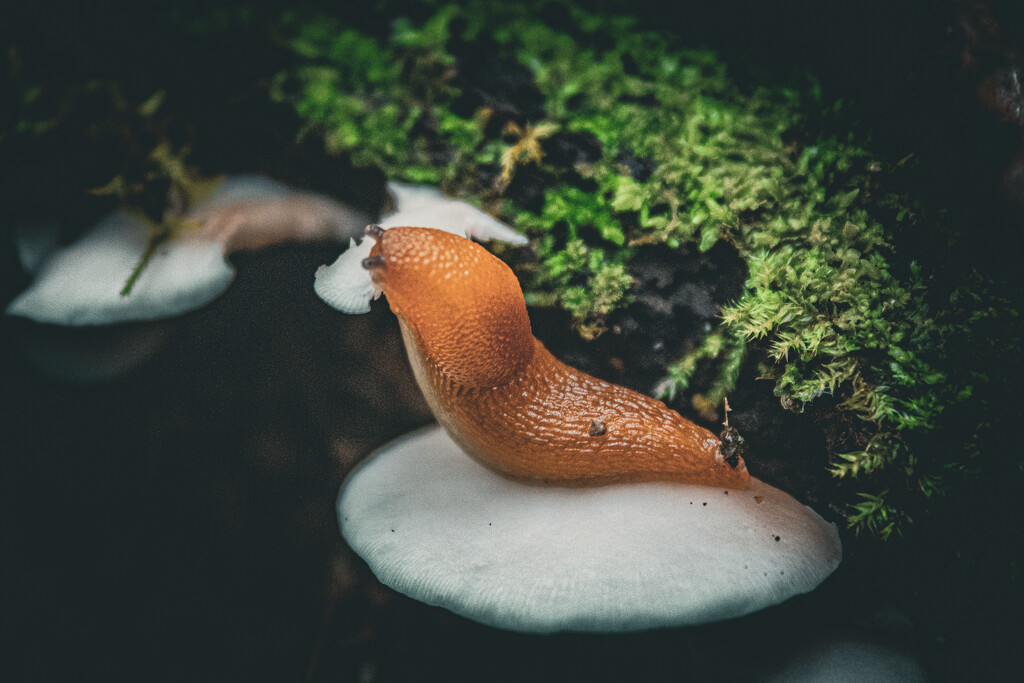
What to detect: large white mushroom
<box><xmin>315</xmin><ymin>198</ymin><xmax>841</xmax><ymax>632</ymax></box>
<box><xmin>339</xmin><ymin>426</ymin><xmax>841</xmax><ymax>633</ymax></box>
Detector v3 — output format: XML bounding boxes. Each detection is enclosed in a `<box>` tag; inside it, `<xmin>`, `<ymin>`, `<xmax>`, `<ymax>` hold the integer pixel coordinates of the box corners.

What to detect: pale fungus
<box><xmin>339</xmin><ymin>426</ymin><xmax>842</xmax><ymax>632</ymax></box>
<box><xmin>5</xmin><ymin>175</ymin><xmax>369</xmax><ymax>380</ymax></box>
<box><xmin>7</xmin><ymin>175</ymin><xmax>369</xmax><ymax>326</ymax></box>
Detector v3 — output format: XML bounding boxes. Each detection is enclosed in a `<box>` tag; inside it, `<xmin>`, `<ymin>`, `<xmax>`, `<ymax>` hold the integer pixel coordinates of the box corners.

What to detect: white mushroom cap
<box><xmin>313</xmin><ymin>236</ymin><xmax>380</xmax><ymax>314</ymax></box>
<box><xmin>6</xmin><ymin>175</ymin><xmax>367</xmax><ymax>326</ymax></box>
<box><xmin>339</xmin><ymin>426</ymin><xmax>843</xmax><ymax>634</ymax></box>
<box><xmin>6</xmin><ymin>208</ymin><xmax>235</xmax><ymax>325</ymax></box>
<box><xmin>381</xmin><ymin>182</ymin><xmax>529</xmax><ymax>244</ymax></box>
<box><xmin>315</xmin><ymin>182</ymin><xmax>528</xmax><ymax>314</ymax></box>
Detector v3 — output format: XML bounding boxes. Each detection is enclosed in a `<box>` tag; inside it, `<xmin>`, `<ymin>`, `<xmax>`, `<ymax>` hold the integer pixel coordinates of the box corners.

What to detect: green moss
<box><xmin>274</xmin><ymin>0</ymin><xmax>1019</xmax><ymax>539</ymax></box>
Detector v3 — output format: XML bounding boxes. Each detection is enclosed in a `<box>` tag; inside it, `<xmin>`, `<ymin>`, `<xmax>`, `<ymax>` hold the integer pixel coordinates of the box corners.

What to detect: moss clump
<box><xmin>274</xmin><ymin>0</ymin><xmax>1019</xmax><ymax>541</ymax></box>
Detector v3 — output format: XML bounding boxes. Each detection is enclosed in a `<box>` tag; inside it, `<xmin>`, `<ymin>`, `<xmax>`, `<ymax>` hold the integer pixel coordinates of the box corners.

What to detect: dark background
<box><xmin>3</xmin><ymin>1</ymin><xmax>1022</xmax><ymax>680</ymax></box>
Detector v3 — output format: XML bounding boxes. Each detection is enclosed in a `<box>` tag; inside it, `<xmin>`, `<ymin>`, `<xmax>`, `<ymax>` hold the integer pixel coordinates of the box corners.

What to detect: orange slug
<box><xmin>365</xmin><ymin>226</ymin><xmax>750</xmax><ymax>489</ymax></box>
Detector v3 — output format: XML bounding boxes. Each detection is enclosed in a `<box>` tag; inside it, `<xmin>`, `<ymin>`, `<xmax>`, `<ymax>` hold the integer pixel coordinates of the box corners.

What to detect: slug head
<box><xmin>366</xmin><ymin>227</ymin><xmax>534</xmax><ymax>388</ymax></box>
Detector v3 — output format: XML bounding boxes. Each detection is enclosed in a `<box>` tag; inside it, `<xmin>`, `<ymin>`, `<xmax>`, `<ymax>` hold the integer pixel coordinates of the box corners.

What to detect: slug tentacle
<box><xmin>371</xmin><ymin>227</ymin><xmax>750</xmax><ymax>490</ymax></box>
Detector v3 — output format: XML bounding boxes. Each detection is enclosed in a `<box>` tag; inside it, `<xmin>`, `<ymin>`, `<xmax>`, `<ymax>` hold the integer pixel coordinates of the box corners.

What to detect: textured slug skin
<box><xmin>370</xmin><ymin>227</ymin><xmax>750</xmax><ymax>489</ymax></box>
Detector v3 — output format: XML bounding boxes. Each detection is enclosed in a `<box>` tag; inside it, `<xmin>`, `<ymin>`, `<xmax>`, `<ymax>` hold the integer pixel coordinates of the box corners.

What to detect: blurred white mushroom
<box><xmin>338</xmin><ymin>426</ymin><xmax>842</xmax><ymax>633</ymax></box>
<box><xmin>5</xmin><ymin>174</ymin><xmax>370</xmax><ymax>381</ymax></box>
<box><xmin>7</xmin><ymin>175</ymin><xmax>370</xmax><ymax>326</ymax></box>
<box><xmin>380</xmin><ymin>182</ymin><xmax>528</xmax><ymax>243</ymax></box>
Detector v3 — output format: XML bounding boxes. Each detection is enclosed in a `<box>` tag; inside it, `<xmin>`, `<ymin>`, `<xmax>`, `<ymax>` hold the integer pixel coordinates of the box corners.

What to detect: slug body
<box><xmin>368</xmin><ymin>227</ymin><xmax>750</xmax><ymax>489</ymax></box>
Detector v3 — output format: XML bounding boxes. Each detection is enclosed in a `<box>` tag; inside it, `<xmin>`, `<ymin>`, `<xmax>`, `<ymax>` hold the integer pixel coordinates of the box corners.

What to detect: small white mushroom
<box><xmin>339</xmin><ymin>426</ymin><xmax>842</xmax><ymax>633</ymax></box>
<box><xmin>314</xmin><ymin>182</ymin><xmax>528</xmax><ymax>314</ymax></box>
<box><xmin>381</xmin><ymin>182</ymin><xmax>529</xmax><ymax>244</ymax></box>
<box><xmin>6</xmin><ymin>175</ymin><xmax>370</xmax><ymax>326</ymax></box>
<box><xmin>6</xmin><ymin>208</ymin><xmax>236</xmax><ymax>325</ymax></box>
<box><xmin>5</xmin><ymin>175</ymin><xmax>370</xmax><ymax>381</ymax></box>
<box><xmin>313</xmin><ymin>236</ymin><xmax>381</xmax><ymax>314</ymax></box>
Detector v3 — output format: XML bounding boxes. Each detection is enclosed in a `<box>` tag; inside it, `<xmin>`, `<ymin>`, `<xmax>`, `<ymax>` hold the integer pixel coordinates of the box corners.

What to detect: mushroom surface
<box><xmin>339</xmin><ymin>426</ymin><xmax>842</xmax><ymax>633</ymax></box>
<box><xmin>6</xmin><ymin>175</ymin><xmax>369</xmax><ymax>326</ymax></box>
<box><xmin>6</xmin><ymin>208</ymin><xmax>233</xmax><ymax>325</ymax></box>
<box><xmin>380</xmin><ymin>182</ymin><xmax>529</xmax><ymax>241</ymax></box>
